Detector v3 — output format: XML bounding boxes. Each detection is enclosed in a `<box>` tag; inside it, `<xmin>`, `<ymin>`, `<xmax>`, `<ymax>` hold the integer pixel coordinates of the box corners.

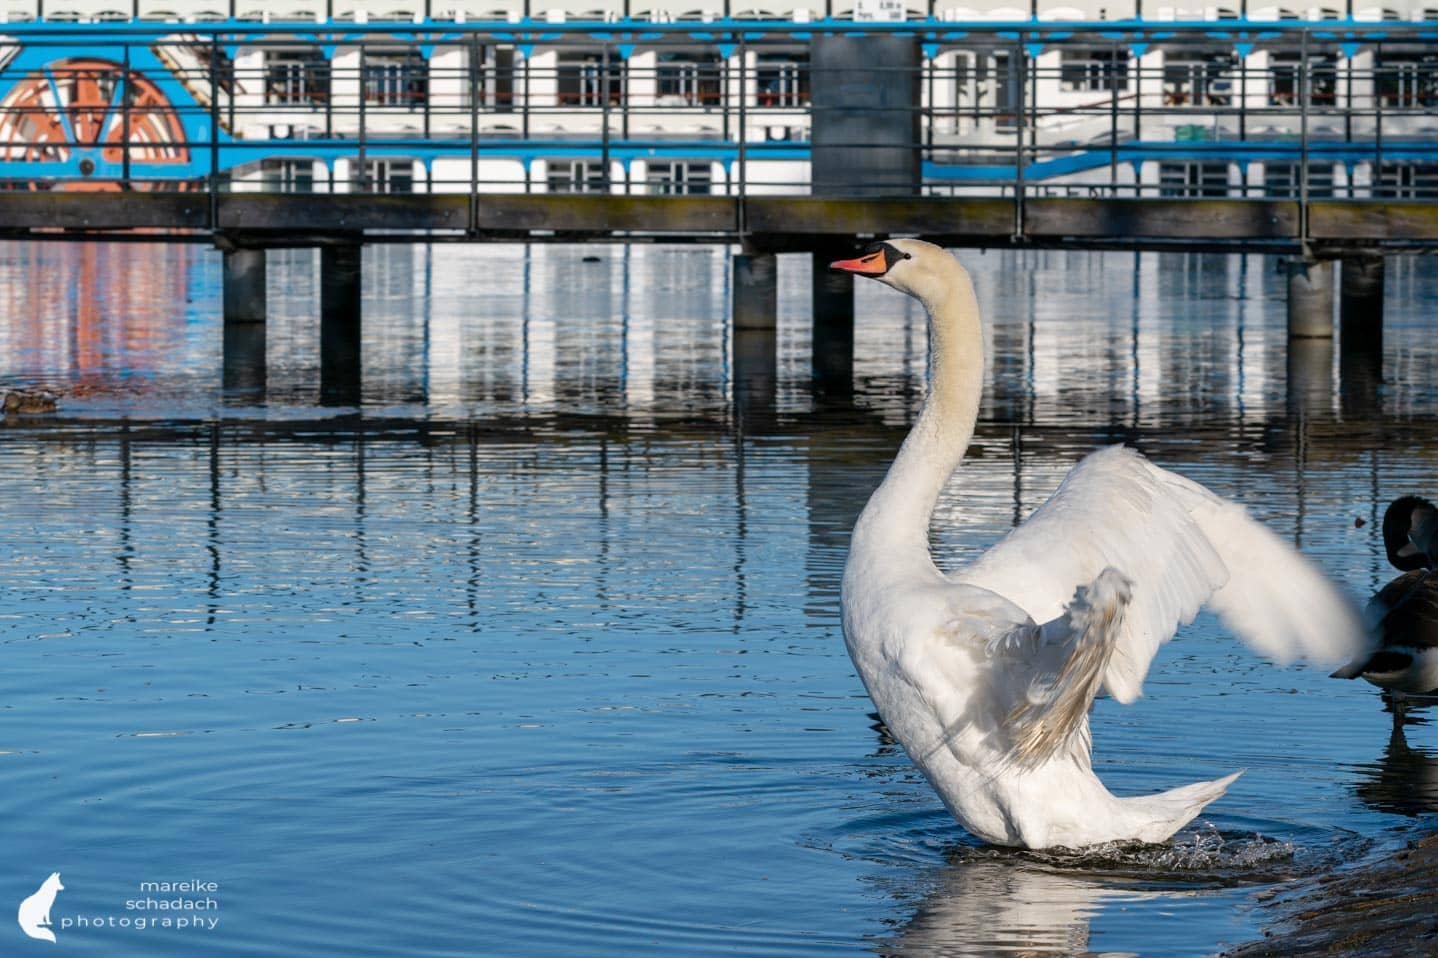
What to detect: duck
<box><xmin>3</xmin><ymin>389</ymin><xmax>58</xmax><ymax>415</ymax></box>
<box><xmin>832</xmin><ymin>238</ymin><xmax>1366</xmax><ymax>850</ymax></box>
<box><xmin>1331</xmin><ymin>496</ymin><xmax>1438</xmax><ymax>718</ymax></box>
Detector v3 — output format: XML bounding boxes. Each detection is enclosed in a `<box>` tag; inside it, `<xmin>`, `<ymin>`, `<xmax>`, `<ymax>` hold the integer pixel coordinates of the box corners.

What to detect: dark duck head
<box><xmin>1384</xmin><ymin>496</ymin><xmax>1438</xmax><ymax>572</ymax></box>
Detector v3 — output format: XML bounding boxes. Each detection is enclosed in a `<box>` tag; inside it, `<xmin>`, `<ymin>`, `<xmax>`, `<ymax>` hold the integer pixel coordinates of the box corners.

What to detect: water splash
<box><xmin>944</xmin><ymin>823</ymin><xmax>1328</xmax><ymax>888</ymax></box>
<box><xmin>1059</xmin><ymin>825</ymin><xmax>1297</xmax><ymax>875</ymax></box>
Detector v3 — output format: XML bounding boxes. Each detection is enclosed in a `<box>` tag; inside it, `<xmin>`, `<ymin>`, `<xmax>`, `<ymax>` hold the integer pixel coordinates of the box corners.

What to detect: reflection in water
<box><xmin>0</xmin><ymin>243</ymin><xmax>1434</xmax><ymax>433</ymax></box>
<box><xmin>879</xmin><ymin>859</ymin><xmax>1131</xmax><ymax>958</ymax></box>
<box><xmin>1286</xmin><ymin>337</ymin><xmax>1334</xmax><ymax>419</ymax></box>
<box><xmin>0</xmin><ymin>242</ymin><xmax>206</xmax><ymax>388</ymax></box>
<box><xmin>1354</xmin><ymin>718</ymin><xmax>1438</xmax><ymax>817</ymax></box>
<box><xmin>0</xmin><ymin>243</ymin><xmax>1437</xmax><ymax>956</ymax></box>
<box><xmin>876</xmin><ymin>831</ymin><xmax>1320</xmax><ymax>958</ymax></box>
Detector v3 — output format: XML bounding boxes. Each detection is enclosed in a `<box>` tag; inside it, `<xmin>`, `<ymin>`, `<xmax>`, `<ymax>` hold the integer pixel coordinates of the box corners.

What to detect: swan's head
<box><xmin>1384</xmin><ymin>495</ymin><xmax>1438</xmax><ymax>571</ymax></box>
<box><xmin>829</xmin><ymin>238</ymin><xmax>962</xmax><ymax>304</ymax></box>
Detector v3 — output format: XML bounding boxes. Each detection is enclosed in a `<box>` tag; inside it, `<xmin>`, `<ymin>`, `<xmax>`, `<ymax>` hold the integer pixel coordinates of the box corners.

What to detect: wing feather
<box><xmin>953</xmin><ymin>446</ymin><xmax>1366</xmax><ymax>703</ymax></box>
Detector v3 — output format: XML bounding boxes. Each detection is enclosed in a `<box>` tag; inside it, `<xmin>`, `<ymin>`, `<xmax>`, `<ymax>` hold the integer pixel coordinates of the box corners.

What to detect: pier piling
<box><xmin>1340</xmin><ymin>255</ymin><xmax>1385</xmax><ymax>354</ymax></box>
<box><xmin>1287</xmin><ymin>337</ymin><xmax>1334</xmax><ymax>417</ymax></box>
<box><xmin>732</xmin><ymin>253</ymin><xmax>777</xmax><ymax>331</ymax></box>
<box><xmin>223</xmin><ymin>248</ymin><xmax>267</xmax><ymax>324</ymax></box>
<box><xmin>320</xmin><ymin>243</ymin><xmax>364</xmax><ymax>406</ymax></box>
<box><xmin>1339</xmin><ymin>255</ymin><xmax>1385</xmax><ymax>416</ymax></box>
<box><xmin>222</xmin><ymin>247</ymin><xmax>267</xmax><ymax>395</ymax></box>
<box><xmin>223</xmin><ymin>322</ymin><xmax>267</xmax><ymax>396</ymax></box>
<box><xmin>812</xmin><ymin>249</ymin><xmax>855</xmax><ymax>396</ymax></box>
<box><xmin>1286</xmin><ymin>258</ymin><xmax>1335</xmax><ymax>339</ymax></box>
<box><xmin>732</xmin><ymin>252</ymin><xmax>778</xmax><ymax>410</ymax></box>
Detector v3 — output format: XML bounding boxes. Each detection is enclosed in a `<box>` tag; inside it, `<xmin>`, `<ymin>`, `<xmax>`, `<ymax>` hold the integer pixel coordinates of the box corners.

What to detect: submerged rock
<box><xmin>1225</xmin><ymin>832</ymin><xmax>1438</xmax><ymax>957</ymax></box>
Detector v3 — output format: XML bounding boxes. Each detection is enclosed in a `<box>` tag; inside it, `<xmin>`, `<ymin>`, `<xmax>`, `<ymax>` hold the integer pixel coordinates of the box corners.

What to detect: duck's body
<box><xmin>3</xmin><ymin>389</ymin><xmax>57</xmax><ymax>415</ymax></box>
<box><xmin>835</xmin><ymin>239</ymin><xmax>1366</xmax><ymax>849</ymax></box>
<box><xmin>1342</xmin><ymin>570</ymin><xmax>1438</xmax><ymax>693</ymax></box>
<box><xmin>1333</xmin><ymin>498</ymin><xmax>1438</xmax><ymax>702</ymax></box>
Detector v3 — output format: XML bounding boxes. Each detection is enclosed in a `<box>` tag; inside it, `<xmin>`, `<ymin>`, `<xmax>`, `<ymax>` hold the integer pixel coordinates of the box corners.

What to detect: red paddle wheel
<box><xmin>0</xmin><ymin>58</ymin><xmax>191</xmax><ymax>190</ymax></box>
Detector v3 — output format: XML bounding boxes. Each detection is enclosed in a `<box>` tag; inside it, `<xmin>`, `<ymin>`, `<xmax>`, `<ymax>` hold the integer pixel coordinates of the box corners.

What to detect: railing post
<box><xmin>1239</xmin><ymin>51</ymin><xmax>1247</xmax><ymax>145</ymax></box>
<box><xmin>601</xmin><ymin>44</ymin><xmax>612</xmax><ymax>193</ymax></box>
<box><xmin>1299</xmin><ymin>29</ymin><xmax>1310</xmax><ymax>247</ymax></box>
<box><xmin>737</xmin><ymin>35</ymin><xmax>748</xmax><ymax>230</ymax></box>
<box><xmin>121</xmin><ymin>43</ymin><xmax>131</xmax><ymax>189</ymax></box>
<box><xmin>925</xmin><ymin>46</ymin><xmax>934</xmax><ymax>164</ymax></box>
<box><xmin>1132</xmin><ymin>39</ymin><xmax>1142</xmax><ymax>189</ymax></box>
<box><xmin>358</xmin><ymin>46</ymin><xmax>368</xmax><ymax>191</ymax></box>
<box><xmin>421</xmin><ymin>44</ymin><xmax>431</xmax><ymax>140</ymax></box>
<box><xmin>722</xmin><ymin>51</ymin><xmax>731</xmax><ymax>145</ymax></box>
<box><xmin>521</xmin><ymin>49</ymin><xmax>530</xmax><ymax>194</ymax></box>
<box><xmin>1109</xmin><ymin>39</ymin><xmax>1119</xmax><ymax>196</ymax></box>
<box><xmin>1343</xmin><ymin>40</ymin><xmax>1353</xmax><ymax>148</ymax></box>
<box><xmin>209</xmin><ymin>38</ymin><xmax>220</xmax><ymax>229</ymax></box>
<box><xmin>1013</xmin><ymin>37</ymin><xmax>1025</xmax><ymax>239</ymax></box>
<box><xmin>1375</xmin><ymin>43</ymin><xmax>1385</xmax><ymax>196</ymax></box>
<box><xmin>469</xmin><ymin>34</ymin><xmax>481</xmax><ymax>233</ymax></box>
<box><xmin>227</xmin><ymin>40</ymin><xmax>235</xmax><ymax>135</ymax></box>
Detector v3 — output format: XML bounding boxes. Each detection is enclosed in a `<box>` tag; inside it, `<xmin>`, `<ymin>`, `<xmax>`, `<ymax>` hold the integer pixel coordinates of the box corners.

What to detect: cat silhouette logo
<box><xmin>17</xmin><ymin>873</ymin><xmax>64</xmax><ymax>943</ymax></box>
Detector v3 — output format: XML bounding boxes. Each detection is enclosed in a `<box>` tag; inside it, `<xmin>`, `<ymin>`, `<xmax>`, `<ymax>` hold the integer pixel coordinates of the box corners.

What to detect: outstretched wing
<box><xmin>953</xmin><ymin>445</ymin><xmax>1366</xmax><ymax>703</ymax></box>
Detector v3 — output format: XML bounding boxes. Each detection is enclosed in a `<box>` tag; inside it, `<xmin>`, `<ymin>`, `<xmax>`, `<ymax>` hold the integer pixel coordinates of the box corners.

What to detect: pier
<box><xmin>1</xmin><ymin>19</ymin><xmax>1437</xmax><ymax>396</ymax></box>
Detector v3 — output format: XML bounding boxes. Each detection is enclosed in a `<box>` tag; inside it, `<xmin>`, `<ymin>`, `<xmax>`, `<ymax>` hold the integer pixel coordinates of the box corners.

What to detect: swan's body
<box><xmin>1333</xmin><ymin>497</ymin><xmax>1438</xmax><ymax>707</ymax></box>
<box><xmin>835</xmin><ymin>239</ymin><xmax>1367</xmax><ymax>849</ymax></box>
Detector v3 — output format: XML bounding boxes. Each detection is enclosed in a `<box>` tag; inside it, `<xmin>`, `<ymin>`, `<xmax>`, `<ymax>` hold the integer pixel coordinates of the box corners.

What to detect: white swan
<box><xmin>833</xmin><ymin>239</ymin><xmax>1367</xmax><ymax>850</ymax></box>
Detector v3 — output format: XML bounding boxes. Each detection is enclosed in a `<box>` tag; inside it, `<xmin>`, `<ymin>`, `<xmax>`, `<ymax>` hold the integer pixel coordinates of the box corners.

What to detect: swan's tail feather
<box><xmin>1121</xmin><ymin>770</ymin><xmax>1243</xmax><ymax>844</ymax></box>
<box><xmin>1008</xmin><ymin>569</ymin><xmax>1131</xmax><ymax>768</ymax></box>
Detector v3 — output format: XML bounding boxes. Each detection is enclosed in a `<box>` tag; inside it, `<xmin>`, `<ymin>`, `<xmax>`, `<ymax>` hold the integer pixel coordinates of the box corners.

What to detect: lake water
<box><xmin>1</xmin><ymin>240</ymin><xmax>1436</xmax><ymax>956</ymax></box>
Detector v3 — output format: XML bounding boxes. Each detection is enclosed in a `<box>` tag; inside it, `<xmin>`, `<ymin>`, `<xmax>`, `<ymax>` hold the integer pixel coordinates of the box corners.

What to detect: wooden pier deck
<box><xmin>5</xmin><ymin>193</ymin><xmax>1438</xmax><ymax>255</ymax></box>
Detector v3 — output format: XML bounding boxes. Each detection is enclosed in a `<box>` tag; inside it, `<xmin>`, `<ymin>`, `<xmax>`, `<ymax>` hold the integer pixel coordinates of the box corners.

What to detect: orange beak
<box><xmin>829</xmin><ymin>250</ymin><xmax>889</xmax><ymax>275</ymax></box>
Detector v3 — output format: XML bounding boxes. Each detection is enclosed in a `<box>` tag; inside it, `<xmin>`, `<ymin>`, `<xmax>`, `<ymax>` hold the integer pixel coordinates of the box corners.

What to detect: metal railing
<box><xmin>0</xmin><ymin>19</ymin><xmax>1437</xmax><ymax>212</ymax></box>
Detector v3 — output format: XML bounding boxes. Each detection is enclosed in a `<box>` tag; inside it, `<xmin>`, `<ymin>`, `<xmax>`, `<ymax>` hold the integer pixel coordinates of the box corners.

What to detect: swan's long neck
<box><xmin>852</xmin><ymin>265</ymin><xmax>985</xmax><ymax>571</ymax></box>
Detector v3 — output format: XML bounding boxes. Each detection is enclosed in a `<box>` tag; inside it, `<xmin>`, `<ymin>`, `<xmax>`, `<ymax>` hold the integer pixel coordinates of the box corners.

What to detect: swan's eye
<box><xmin>879</xmin><ymin>243</ymin><xmax>912</xmax><ymax>270</ymax></box>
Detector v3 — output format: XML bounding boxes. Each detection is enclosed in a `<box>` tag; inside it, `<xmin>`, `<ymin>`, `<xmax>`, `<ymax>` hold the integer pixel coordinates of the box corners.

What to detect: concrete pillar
<box><xmin>1340</xmin><ymin>254</ymin><xmax>1384</xmax><ymax>354</ymax></box>
<box><xmin>222</xmin><ymin>247</ymin><xmax>266</xmax><ymax>396</ymax></box>
<box><xmin>223</xmin><ymin>325</ymin><xmax>267</xmax><ymax>397</ymax></box>
<box><xmin>1286</xmin><ymin>258</ymin><xmax>1334</xmax><ymax>339</ymax></box>
<box><xmin>1340</xmin><ymin>255</ymin><xmax>1385</xmax><ymax>417</ymax></box>
<box><xmin>733</xmin><ymin>328</ymin><xmax>777</xmax><ymax>416</ymax></box>
<box><xmin>732</xmin><ymin>252</ymin><xmax>777</xmax><ymax>412</ymax></box>
<box><xmin>1286</xmin><ymin>336</ymin><xmax>1333</xmax><ymax>418</ymax></box>
<box><xmin>321</xmin><ymin>243</ymin><xmax>363</xmax><ymax>406</ymax></box>
<box><xmin>812</xmin><ymin>248</ymin><xmax>854</xmax><ymax>396</ymax></box>
<box><xmin>223</xmin><ymin>247</ymin><xmax>267</xmax><ymax>323</ymax></box>
<box><xmin>733</xmin><ymin>252</ymin><xmax>776</xmax><ymax>331</ymax></box>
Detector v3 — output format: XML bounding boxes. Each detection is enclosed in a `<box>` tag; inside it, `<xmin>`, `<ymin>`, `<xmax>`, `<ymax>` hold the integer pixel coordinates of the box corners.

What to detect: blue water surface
<box><xmin>1</xmin><ymin>242</ymin><xmax>1436</xmax><ymax>956</ymax></box>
